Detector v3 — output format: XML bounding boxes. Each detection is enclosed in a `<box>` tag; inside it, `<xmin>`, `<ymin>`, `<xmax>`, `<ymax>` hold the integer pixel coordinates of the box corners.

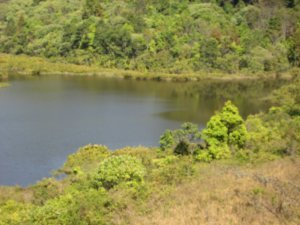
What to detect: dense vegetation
<box><xmin>0</xmin><ymin>77</ymin><xmax>299</xmax><ymax>225</ymax></box>
<box><xmin>0</xmin><ymin>0</ymin><xmax>300</xmax><ymax>74</ymax></box>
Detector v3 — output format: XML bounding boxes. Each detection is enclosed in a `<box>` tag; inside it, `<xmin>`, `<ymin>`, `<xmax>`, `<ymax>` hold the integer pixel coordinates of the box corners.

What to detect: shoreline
<box><xmin>0</xmin><ymin>82</ymin><xmax>9</xmax><ymax>88</ymax></box>
<box><xmin>0</xmin><ymin>53</ymin><xmax>293</xmax><ymax>82</ymax></box>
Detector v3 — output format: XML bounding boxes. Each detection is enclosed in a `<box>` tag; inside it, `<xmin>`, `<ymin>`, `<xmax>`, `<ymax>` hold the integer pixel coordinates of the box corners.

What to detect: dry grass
<box><xmin>114</xmin><ymin>158</ymin><xmax>300</xmax><ymax>225</ymax></box>
<box><xmin>0</xmin><ymin>157</ymin><xmax>298</xmax><ymax>224</ymax></box>
<box><xmin>0</xmin><ymin>186</ymin><xmax>34</xmax><ymax>204</ymax></box>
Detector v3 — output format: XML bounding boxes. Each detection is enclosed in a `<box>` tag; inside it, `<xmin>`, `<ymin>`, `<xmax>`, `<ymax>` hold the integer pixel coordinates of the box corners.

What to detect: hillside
<box><xmin>0</xmin><ymin>0</ymin><xmax>299</xmax><ymax>74</ymax></box>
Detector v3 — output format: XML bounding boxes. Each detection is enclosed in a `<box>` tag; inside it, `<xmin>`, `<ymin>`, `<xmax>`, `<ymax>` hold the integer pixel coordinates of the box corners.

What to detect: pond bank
<box><xmin>0</xmin><ymin>53</ymin><xmax>293</xmax><ymax>82</ymax></box>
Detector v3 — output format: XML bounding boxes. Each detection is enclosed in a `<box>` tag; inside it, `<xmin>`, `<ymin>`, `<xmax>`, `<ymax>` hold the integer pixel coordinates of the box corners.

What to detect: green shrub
<box><xmin>31</xmin><ymin>178</ymin><xmax>62</xmax><ymax>205</ymax></box>
<box><xmin>194</xmin><ymin>150</ymin><xmax>212</xmax><ymax>162</ymax></box>
<box><xmin>208</xmin><ymin>143</ymin><xmax>231</xmax><ymax>160</ymax></box>
<box><xmin>94</xmin><ymin>155</ymin><xmax>146</xmax><ymax>189</ymax></box>
<box><xmin>31</xmin><ymin>189</ymin><xmax>110</xmax><ymax>225</ymax></box>
<box><xmin>200</xmin><ymin>101</ymin><xmax>248</xmax><ymax>160</ymax></box>
<box><xmin>159</xmin><ymin>129</ymin><xmax>175</xmax><ymax>151</ymax></box>
<box><xmin>202</xmin><ymin>114</ymin><xmax>228</xmax><ymax>145</ymax></box>
<box><xmin>159</xmin><ymin>122</ymin><xmax>201</xmax><ymax>154</ymax></box>
<box><xmin>113</xmin><ymin>146</ymin><xmax>156</xmax><ymax>168</ymax></box>
<box><xmin>61</xmin><ymin>144</ymin><xmax>110</xmax><ymax>174</ymax></box>
<box><xmin>174</xmin><ymin>139</ymin><xmax>190</xmax><ymax>155</ymax></box>
<box><xmin>151</xmin><ymin>156</ymin><xmax>194</xmax><ymax>185</ymax></box>
<box><xmin>272</xmin><ymin>78</ymin><xmax>300</xmax><ymax>117</ymax></box>
<box><xmin>0</xmin><ymin>200</ymin><xmax>32</xmax><ymax>225</ymax></box>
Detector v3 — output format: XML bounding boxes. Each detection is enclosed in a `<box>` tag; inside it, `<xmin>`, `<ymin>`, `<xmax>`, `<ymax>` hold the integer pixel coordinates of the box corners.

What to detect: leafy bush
<box><xmin>159</xmin><ymin>129</ymin><xmax>175</xmax><ymax>151</ymax></box>
<box><xmin>159</xmin><ymin>122</ymin><xmax>201</xmax><ymax>154</ymax></box>
<box><xmin>151</xmin><ymin>155</ymin><xmax>194</xmax><ymax>185</ymax></box>
<box><xmin>174</xmin><ymin>139</ymin><xmax>190</xmax><ymax>155</ymax></box>
<box><xmin>31</xmin><ymin>178</ymin><xmax>63</xmax><ymax>205</ymax></box>
<box><xmin>194</xmin><ymin>150</ymin><xmax>212</xmax><ymax>162</ymax></box>
<box><xmin>272</xmin><ymin>77</ymin><xmax>300</xmax><ymax>116</ymax></box>
<box><xmin>61</xmin><ymin>144</ymin><xmax>110</xmax><ymax>174</ymax></box>
<box><xmin>0</xmin><ymin>200</ymin><xmax>32</xmax><ymax>225</ymax></box>
<box><xmin>31</xmin><ymin>189</ymin><xmax>110</xmax><ymax>225</ymax></box>
<box><xmin>202</xmin><ymin>114</ymin><xmax>228</xmax><ymax>145</ymax></box>
<box><xmin>94</xmin><ymin>155</ymin><xmax>146</xmax><ymax>189</ymax></box>
<box><xmin>199</xmin><ymin>101</ymin><xmax>248</xmax><ymax>161</ymax></box>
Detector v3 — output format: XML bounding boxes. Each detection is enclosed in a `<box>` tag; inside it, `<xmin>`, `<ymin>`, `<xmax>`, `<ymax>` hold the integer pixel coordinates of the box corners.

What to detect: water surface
<box><xmin>0</xmin><ymin>76</ymin><xmax>285</xmax><ymax>186</ymax></box>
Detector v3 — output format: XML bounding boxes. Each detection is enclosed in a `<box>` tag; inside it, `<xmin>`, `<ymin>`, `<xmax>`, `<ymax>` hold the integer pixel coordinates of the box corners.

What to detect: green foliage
<box><xmin>159</xmin><ymin>122</ymin><xmax>201</xmax><ymax>155</ymax></box>
<box><xmin>200</xmin><ymin>101</ymin><xmax>248</xmax><ymax>161</ymax></box>
<box><xmin>151</xmin><ymin>155</ymin><xmax>194</xmax><ymax>185</ymax></box>
<box><xmin>113</xmin><ymin>146</ymin><xmax>156</xmax><ymax>169</ymax></box>
<box><xmin>0</xmin><ymin>200</ymin><xmax>32</xmax><ymax>225</ymax></box>
<box><xmin>202</xmin><ymin>114</ymin><xmax>228</xmax><ymax>145</ymax></box>
<box><xmin>61</xmin><ymin>144</ymin><xmax>110</xmax><ymax>174</ymax></box>
<box><xmin>31</xmin><ymin>178</ymin><xmax>63</xmax><ymax>205</ymax></box>
<box><xmin>220</xmin><ymin>101</ymin><xmax>248</xmax><ymax>147</ymax></box>
<box><xmin>244</xmin><ymin>114</ymin><xmax>285</xmax><ymax>157</ymax></box>
<box><xmin>82</xmin><ymin>0</ymin><xmax>103</xmax><ymax>19</ymax></box>
<box><xmin>159</xmin><ymin>129</ymin><xmax>175</xmax><ymax>151</ymax></box>
<box><xmin>1</xmin><ymin>0</ymin><xmax>299</xmax><ymax>73</ymax></box>
<box><xmin>272</xmin><ymin>77</ymin><xmax>300</xmax><ymax>116</ymax></box>
<box><xmin>31</xmin><ymin>189</ymin><xmax>110</xmax><ymax>225</ymax></box>
<box><xmin>94</xmin><ymin>155</ymin><xmax>146</xmax><ymax>189</ymax></box>
<box><xmin>173</xmin><ymin>139</ymin><xmax>190</xmax><ymax>155</ymax></box>
<box><xmin>194</xmin><ymin>150</ymin><xmax>212</xmax><ymax>162</ymax></box>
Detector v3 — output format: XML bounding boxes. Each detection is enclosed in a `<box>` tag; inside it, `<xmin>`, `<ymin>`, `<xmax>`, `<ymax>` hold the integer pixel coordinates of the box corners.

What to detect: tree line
<box><xmin>0</xmin><ymin>0</ymin><xmax>299</xmax><ymax>73</ymax></box>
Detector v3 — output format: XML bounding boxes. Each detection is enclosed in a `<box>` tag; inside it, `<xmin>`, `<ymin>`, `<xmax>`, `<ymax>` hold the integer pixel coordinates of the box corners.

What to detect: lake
<box><xmin>0</xmin><ymin>76</ymin><xmax>285</xmax><ymax>186</ymax></box>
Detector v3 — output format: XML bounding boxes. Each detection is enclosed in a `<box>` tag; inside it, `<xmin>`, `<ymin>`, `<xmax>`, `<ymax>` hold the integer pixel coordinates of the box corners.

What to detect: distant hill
<box><xmin>0</xmin><ymin>0</ymin><xmax>299</xmax><ymax>74</ymax></box>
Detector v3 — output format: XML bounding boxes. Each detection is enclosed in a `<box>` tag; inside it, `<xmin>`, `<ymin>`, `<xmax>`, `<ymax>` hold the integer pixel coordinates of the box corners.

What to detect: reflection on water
<box><xmin>0</xmin><ymin>76</ymin><xmax>286</xmax><ymax>186</ymax></box>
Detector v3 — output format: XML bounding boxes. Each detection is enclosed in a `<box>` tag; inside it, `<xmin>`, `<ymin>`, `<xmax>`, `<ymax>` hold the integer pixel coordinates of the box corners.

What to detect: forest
<box><xmin>0</xmin><ymin>0</ymin><xmax>299</xmax><ymax>74</ymax></box>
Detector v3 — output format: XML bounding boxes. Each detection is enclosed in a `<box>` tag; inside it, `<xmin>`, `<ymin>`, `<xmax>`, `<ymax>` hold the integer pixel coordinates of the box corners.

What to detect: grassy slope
<box><xmin>115</xmin><ymin>157</ymin><xmax>300</xmax><ymax>225</ymax></box>
<box><xmin>0</xmin><ymin>153</ymin><xmax>299</xmax><ymax>225</ymax></box>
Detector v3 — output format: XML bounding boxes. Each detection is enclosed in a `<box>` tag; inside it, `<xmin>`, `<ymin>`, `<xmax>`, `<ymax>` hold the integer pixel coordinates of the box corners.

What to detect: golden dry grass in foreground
<box><xmin>114</xmin><ymin>158</ymin><xmax>300</xmax><ymax>225</ymax></box>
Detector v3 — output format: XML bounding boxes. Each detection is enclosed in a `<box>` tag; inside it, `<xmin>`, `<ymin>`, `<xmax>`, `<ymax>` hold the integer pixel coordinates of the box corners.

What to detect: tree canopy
<box><xmin>0</xmin><ymin>0</ymin><xmax>299</xmax><ymax>73</ymax></box>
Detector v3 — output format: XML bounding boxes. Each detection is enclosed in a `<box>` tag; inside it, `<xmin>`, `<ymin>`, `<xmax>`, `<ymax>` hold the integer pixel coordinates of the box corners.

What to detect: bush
<box><xmin>194</xmin><ymin>150</ymin><xmax>212</xmax><ymax>162</ymax></box>
<box><xmin>159</xmin><ymin>129</ymin><xmax>175</xmax><ymax>151</ymax></box>
<box><xmin>151</xmin><ymin>156</ymin><xmax>194</xmax><ymax>185</ymax></box>
<box><xmin>31</xmin><ymin>178</ymin><xmax>62</xmax><ymax>205</ymax></box>
<box><xmin>31</xmin><ymin>189</ymin><xmax>110</xmax><ymax>225</ymax></box>
<box><xmin>61</xmin><ymin>144</ymin><xmax>110</xmax><ymax>174</ymax></box>
<box><xmin>159</xmin><ymin>122</ymin><xmax>201</xmax><ymax>154</ymax></box>
<box><xmin>0</xmin><ymin>200</ymin><xmax>32</xmax><ymax>225</ymax></box>
<box><xmin>208</xmin><ymin>143</ymin><xmax>231</xmax><ymax>160</ymax></box>
<box><xmin>113</xmin><ymin>146</ymin><xmax>156</xmax><ymax>169</ymax></box>
<box><xmin>199</xmin><ymin>101</ymin><xmax>248</xmax><ymax>160</ymax></box>
<box><xmin>202</xmin><ymin>114</ymin><xmax>228</xmax><ymax>145</ymax></box>
<box><xmin>174</xmin><ymin>139</ymin><xmax>190</xmax><ymax>155</ymax></box>
<box><xmin>94</xmin><ymin>155</ymin><xmax>146</xmax><ymax>189</ymax></box>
